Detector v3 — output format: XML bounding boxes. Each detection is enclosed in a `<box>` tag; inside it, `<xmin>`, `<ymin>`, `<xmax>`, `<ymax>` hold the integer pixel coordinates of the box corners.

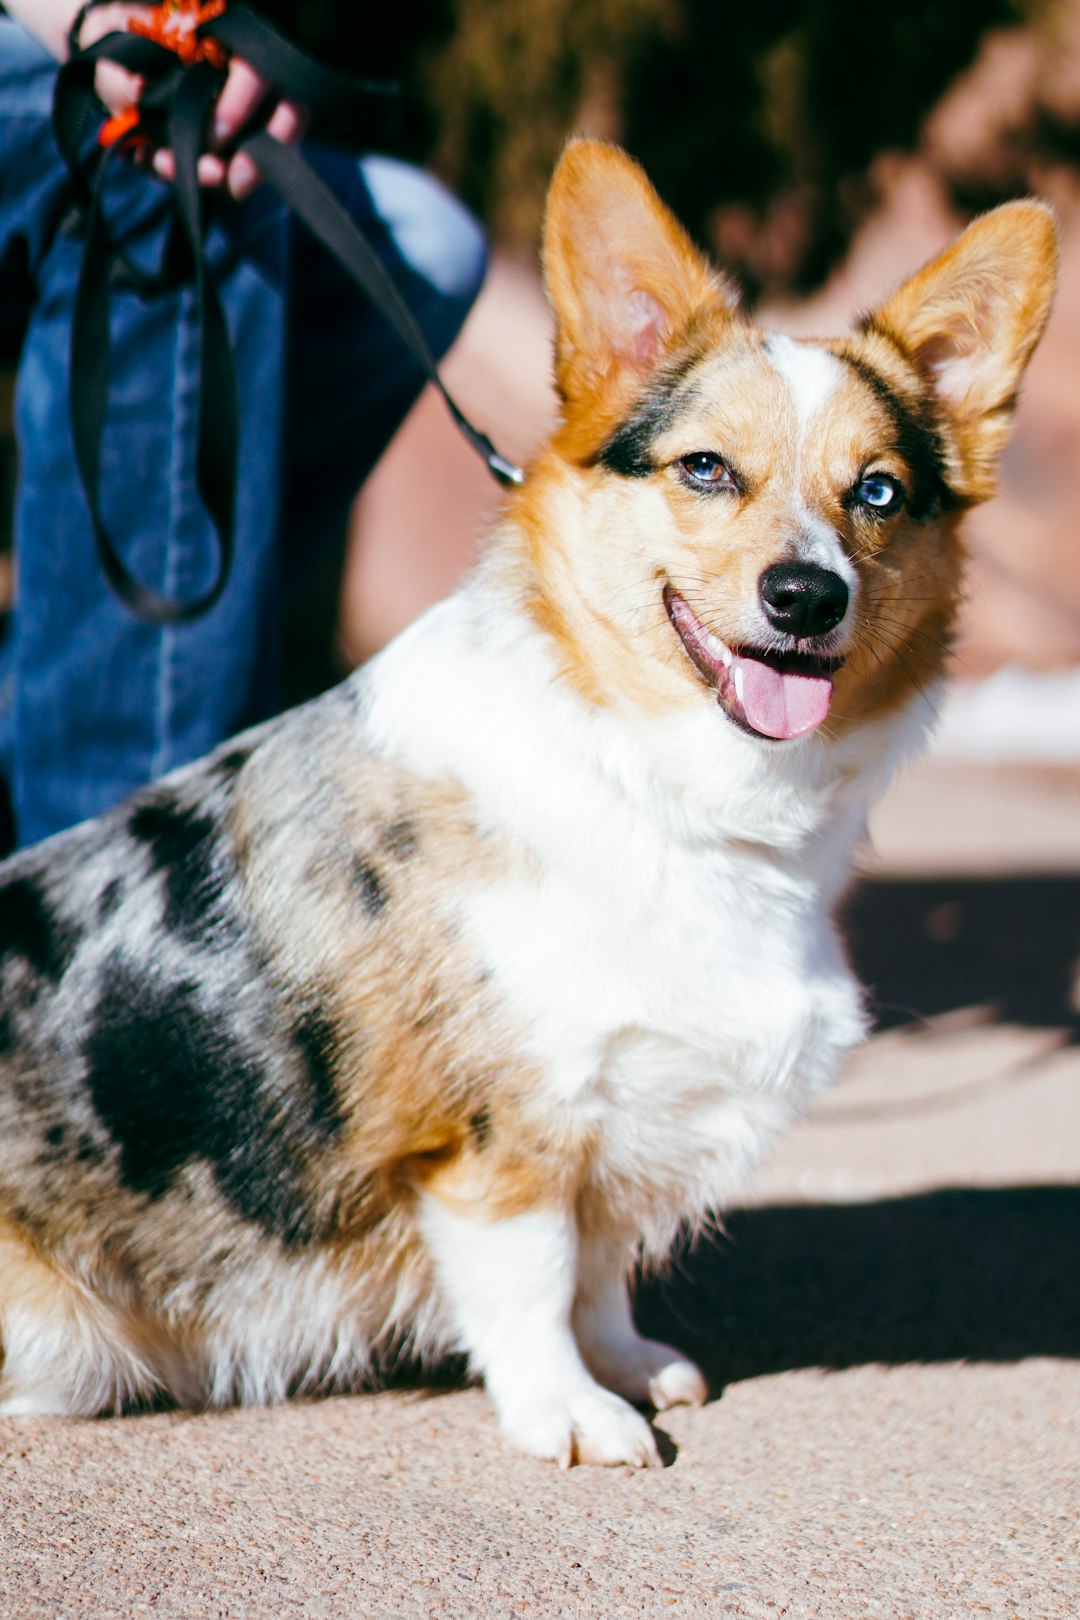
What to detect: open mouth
<box><xmin>664</xmin><ymin>586</ymin><xmax>843</xmax><ymax>740</ymax></box>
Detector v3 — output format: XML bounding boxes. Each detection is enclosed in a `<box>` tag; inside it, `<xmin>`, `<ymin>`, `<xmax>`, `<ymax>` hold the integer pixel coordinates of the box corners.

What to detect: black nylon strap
<box><xmin>59</xmin><ymin>34</ymin><xmax>237</xmax><ymax>623</ymax></box>
<box><xmin>53</xmin><ymin>6</ymin><xmax>522</xmax><ymax>627</ymax></box>
<box><xmin>241</xmin><ymin>130</ymin><xmax>525</xmax><ymax>487</ymax></box>
<box><xmin>205</xmin><ymin>4</ymin><xmax>398</xmax><ymax>137</ymax></box>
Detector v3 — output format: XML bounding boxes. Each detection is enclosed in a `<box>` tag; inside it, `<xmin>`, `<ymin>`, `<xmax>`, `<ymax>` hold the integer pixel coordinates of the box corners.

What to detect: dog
<box><xmin>0</xmin><ymin>141</ymin><xmax>1057</xmax><ymax>1466</ymax></box>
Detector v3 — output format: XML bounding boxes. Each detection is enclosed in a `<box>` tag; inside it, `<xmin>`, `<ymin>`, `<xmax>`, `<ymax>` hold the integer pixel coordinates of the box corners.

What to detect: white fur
<box><xmin>362</xmin><ymin>564</ymin><xmax>925</xmax><ymax>1436</ymax></box>
<box><xmin>0</xmin><ymin>1221</ymin><xmax>452</xmax><ymax>1417</ymax></box>
<box><xmin>764</xmin><ymin>332</ymin><xmax>841</xmax><ymax>430</ymax></box>
<box><xmin>573</xmin><ymin>1229</ymin><xmax>707</xmax><ymax>1411</ymax></box>
<box><xmin>418</xmin><ymin>1196</ymin><xmax>660</xmax><ymax>1466</ymax></box>
<box><xmin>0</xmin><ymin>520</ymin><xmax>932</xmax><ymax>1446</ymax></box>
<box><xmin>762</xmin><ymin>333</ymin><xmax>859</xmax><ymax>607</ymax></box>
<box><xmin>0</xmin><ymin>1265</ymin><xmax>158</xmax><ymax>1417</ymax></box>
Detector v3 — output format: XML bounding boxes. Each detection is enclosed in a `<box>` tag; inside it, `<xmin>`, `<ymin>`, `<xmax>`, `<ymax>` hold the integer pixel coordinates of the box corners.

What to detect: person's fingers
<box><xmin>87</xmin><ymin>27</ymin><xmax>310</xmax><ymax>201</ymax></box>
<box><xmin>147</xmin><ymin>55</ymin><xmax>273</xmax><ymax>191</ymax></box>
<box><xmin>211</xmin><ymin>57</ymin><xmax>271</xmax><ymax>148</ymax></box>
<box><xmin>225</xmin><ymin>98</ymin><xmax>309</xmax><ymax>198</ymax></box>
<box><xmin>265</xmin><ymin>98</ymin><xmax>309</xmax><ymax>148</ymax></box>
<box><xmin>95</xmin><ymin>59</ymin><xmax>143</xmax><ymax>115</ymax></box>
<box><xmin>198</xmin><ymin>153</ymin><xmax>228</xmax><ymax>187</ymax></box>
<box><xmin>79</xmin><ymin>1</ymin><xmax>154</xmax><ymax>53</ymax></box>
<box><xmin>82</xmin><ymin>3</ymin><xmax>154</xmax><ymax>114</ymax></box>
<box><xmin>151</xmin><ymin>149</ymin><xmax>228</xmax><ymax>187</ymax></box>
<box><xmin>226</xmin><ymin>147</ymin><xmax>264</xmax><ymax>199</ymax></box>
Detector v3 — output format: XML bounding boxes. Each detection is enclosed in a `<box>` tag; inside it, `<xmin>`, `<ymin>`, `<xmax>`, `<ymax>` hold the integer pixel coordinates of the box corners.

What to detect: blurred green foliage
<box><xmin>385</xmin><ymin>0</ymin><xmax>1047</xmax><ymax>298</ymax></box>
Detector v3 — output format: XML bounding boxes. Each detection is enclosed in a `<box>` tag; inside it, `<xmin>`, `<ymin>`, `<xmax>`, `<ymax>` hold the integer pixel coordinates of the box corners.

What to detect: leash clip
<box><xmin>486</xmin><ymin>450</ymin><xmax>526</xmax><ymax>488</ymax></box>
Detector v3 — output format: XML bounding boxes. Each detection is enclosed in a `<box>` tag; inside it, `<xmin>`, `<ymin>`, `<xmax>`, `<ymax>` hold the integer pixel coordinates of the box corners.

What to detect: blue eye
<box><xmin>853</xmin><ymin>473</ymin><xmax>903</xmax><ymax>514</ymax></box>
<box><xmin>677</xmin><ymin>452</ymin><xmax>739</xmax><ymax>491</ymax></box>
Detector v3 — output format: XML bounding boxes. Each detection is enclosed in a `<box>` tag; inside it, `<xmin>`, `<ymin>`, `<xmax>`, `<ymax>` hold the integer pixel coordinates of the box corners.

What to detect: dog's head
<box><xmin>513</xmin><ymin>140</ymin><xmax>1057</xmax><ymax>745</ymax></box>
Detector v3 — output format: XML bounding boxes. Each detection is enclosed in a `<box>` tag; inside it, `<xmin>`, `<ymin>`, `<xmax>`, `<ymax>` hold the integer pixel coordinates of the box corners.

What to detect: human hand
<box><xmin>150</xmin><ymin>54</ymin><xmax>308</xmax><ymax>198</ymax></box>
<box><xmin>80</xmin><ymin>3</ymin><xmax>308</xmax><ymax>199</ymax></box>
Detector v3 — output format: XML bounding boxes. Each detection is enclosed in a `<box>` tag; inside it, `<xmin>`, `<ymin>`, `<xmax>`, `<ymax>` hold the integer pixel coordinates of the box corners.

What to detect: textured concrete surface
<box><xmin>2</xmin><ymin>760</ymin><xmax>1079</xmax><ymax>1617</ymax></box>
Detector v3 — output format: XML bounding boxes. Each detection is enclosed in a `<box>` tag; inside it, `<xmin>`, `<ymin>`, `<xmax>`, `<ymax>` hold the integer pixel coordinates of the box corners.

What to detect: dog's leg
<box><xmin>573</xmin><ymin>1228</ymin><xmax>707</xmax><ymax>1412</ymax></box>
<box><xmin>0</xmin><ymin>1224</ymin><xmax>159</xmax><ymax>1416</ymax></box>
<box><xmin>418</xmin><ymin>1194</ymin><xmax>661</xmax><ymax>1467</ymax></box>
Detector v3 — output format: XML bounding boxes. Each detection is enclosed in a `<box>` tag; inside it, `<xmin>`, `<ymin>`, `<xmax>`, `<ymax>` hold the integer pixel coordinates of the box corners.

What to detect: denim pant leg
<box><xmin>1</xmin><ymin>24</ymin><xmax>290</xmax><ymax>848</ymax></box>
<box><xmin>0</xmin><ymin>24</ymin><xmax>485</xmax><ymax>851</ymax></box>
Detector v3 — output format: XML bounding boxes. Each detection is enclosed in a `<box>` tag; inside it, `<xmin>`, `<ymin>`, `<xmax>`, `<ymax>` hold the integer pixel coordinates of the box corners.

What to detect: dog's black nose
<box><xmin>759</xmin><ymin>563</ymin><xmax>849</xmax><ymax>638</ymax></box>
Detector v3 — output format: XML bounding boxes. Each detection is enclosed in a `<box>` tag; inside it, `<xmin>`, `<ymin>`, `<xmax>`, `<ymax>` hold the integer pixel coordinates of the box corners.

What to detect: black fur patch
<box><xmin>291</xmin><ymin>1007</ymin><xmax>347</xmax><ymax>1142</ymax></box>
<box><xmin>470</xmin><ymin>1107</ymin><xmax>492</xmax><ymax>1149</ymax></box>
<box><xmin>381</xmin><ymin>818</ymin><xmax>418</xmax><ymax>861</ymax></box>
<box><xmin>84</xmin><ymin>954</ymin><xmax>339</xmax><ymax>1245</ymax></box>
<box><xmin>36</xmin><ymin>1126</ymin><xmax>69</xmax><ymax>1168</ymax></box>
<box><xmin>594</xmin><ymin>358</ymin><xmax>700</xmax><ymax>479</ymax></box>
<box><xmin>128</xmin><ymin>799</ymin><xmax>237</xmax><ymax>946</ymax></box>
<box><xmin>76</xmin><ymin>1132</ymin><xmax>104</xmax><ymax>1165</ymax></box>
<box><xmin>0</xmin><ymin>875</ymin><xmax>74</xmax><ymax>981</ymax></box>
<box><xmin>352</xmin><ymin>855</ymin><xmax>387</xmax><ymax>918</ymax></box>
<box><xmin>214</xmin><ymin>743</ymin><xmax>254</xmax><ymax>782</ymax></box>
<box><xmin>98</xmin><ymin>877</ymin><xmax>125</xmax><ymax>924</ymax></box>
<box><xmin>841</xmin><ymin>348</ymin><xmax>954</xmax><ymax>520</ymax></box>
<box><xmin>596</xmin><ymin>385</ymin><xmax>683</xmax><ymax>478</ymax></box>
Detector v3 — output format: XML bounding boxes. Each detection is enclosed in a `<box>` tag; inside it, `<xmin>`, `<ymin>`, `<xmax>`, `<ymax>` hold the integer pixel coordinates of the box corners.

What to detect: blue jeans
<box><xmin>0</xmin><ymin>21</ymin><xmax>486</xmax><ymax>849</ymax></box>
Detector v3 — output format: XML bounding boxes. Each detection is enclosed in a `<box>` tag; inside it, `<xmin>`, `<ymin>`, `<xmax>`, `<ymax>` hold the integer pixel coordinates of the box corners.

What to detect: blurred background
<box><xmin>323</xmin><ymin>0</ymin><xmax>1080</xmax><ymax>772</ymax></box>
<box><xmin>4</xmin><ymin>0</ymin><xmax>1080</xmax><ymax>748</ymax></box>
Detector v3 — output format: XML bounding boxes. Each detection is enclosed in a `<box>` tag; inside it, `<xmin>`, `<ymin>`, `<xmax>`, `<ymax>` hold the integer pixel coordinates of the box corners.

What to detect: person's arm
<box><xmin>3</xmin><ymin>0</ymin><xmax>306</xmax><ymax>198</ymax></box>
<box><xmin>4</xmin><ymin>0</ymin><xmax>95</xmax><ymax>58</ymax></box>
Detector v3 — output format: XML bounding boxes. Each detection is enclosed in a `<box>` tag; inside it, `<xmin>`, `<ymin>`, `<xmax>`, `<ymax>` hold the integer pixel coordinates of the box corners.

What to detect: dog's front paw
<box><xmin>583</xmin><ymin>1335</ymin><xmax>708</xmax><ymax>1412</ymax></box>
<box><xmin>501</xmin><ymin>1386</ymin><xmax>662</xmax><ymax>1469</ymax></box>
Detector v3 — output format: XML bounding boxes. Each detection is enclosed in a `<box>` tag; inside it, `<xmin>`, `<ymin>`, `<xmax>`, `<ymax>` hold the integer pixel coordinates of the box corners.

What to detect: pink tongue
<box><xmin>734</xmin><ymin>653</ymin><xmax>833</xmax><ymax>739</ymax></box>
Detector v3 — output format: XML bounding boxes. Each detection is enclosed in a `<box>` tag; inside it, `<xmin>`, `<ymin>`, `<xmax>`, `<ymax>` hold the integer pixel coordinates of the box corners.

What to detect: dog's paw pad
<box><xmin>504</xmin><ymin>1387</ymin><xmax>661</xmax><ymax>1468</ymax></box>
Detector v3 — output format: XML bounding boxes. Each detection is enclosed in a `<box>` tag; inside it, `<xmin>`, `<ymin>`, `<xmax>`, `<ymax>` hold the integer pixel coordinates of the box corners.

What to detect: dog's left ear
<box><xmin>543</xmin><ymin>139</ymin><xmax>734</xmax><ymax>413</ymax></box>
<box><xmin>866</xmin><ymin>200</ymin><xmax>1059</xmax><ymax>502</ymax></box>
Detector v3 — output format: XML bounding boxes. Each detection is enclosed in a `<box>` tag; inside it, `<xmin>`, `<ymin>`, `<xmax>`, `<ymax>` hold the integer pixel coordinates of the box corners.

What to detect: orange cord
<box><xmin>128</xmin><ymin>0</ymin><xmax>228</xmax><ymax>67</ymax></box>
<box><xmin>98</xmin><ymin>106</ymin><xmax>144</xmax><ymax>148</ymax></box>
<box><xmin>99</xmin><ymin>0</ymin><xmax>228</xmax><ymax>147</ymax></box>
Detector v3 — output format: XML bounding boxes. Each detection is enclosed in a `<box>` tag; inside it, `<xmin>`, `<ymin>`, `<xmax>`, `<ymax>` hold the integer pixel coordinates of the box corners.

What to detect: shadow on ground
<box><xmin>629</xmin><ymin>875</ymin><xmax>1080</xmax><ymax>1391</ymax></box>
<box><xmin>635</xmin><ymin>1185</ymin><xmax>1080</xmax><ymax>1389</ymax></box>
<box><xmin>844</xmin><ymin>874</ymin><xmax>1080</xmax><ymax>1035</ymax></box>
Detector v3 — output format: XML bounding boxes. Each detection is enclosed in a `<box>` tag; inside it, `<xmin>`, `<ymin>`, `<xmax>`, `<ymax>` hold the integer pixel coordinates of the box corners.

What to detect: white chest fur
<box><xmin>363</xmin><ymin>585</ymin><xmax>876</xmax><ymax>1239</ymax></box>
<box><xmin>458</xmin><ymin>816</ymin><xmax>866</xmax><ymax>1239</ymax></box>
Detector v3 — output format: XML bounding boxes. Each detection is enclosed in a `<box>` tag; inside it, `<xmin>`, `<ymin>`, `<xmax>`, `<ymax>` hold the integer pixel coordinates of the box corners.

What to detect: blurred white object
<box><xmin>932</xmin><ymin>665</ymin><xmax>1080</xmax><ymax>762</ymax></box>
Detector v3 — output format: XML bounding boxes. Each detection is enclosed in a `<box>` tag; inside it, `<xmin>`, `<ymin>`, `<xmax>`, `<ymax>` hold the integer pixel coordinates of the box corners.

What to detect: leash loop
<box><xmin>53</xmin><ymin>2</ymin><xmax>524</xmax><ymax>626</ymax></box>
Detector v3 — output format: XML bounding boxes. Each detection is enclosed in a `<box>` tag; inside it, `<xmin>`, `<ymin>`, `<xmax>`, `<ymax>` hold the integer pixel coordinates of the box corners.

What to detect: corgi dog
<box><xmin>0</xmin><ymin>142</ymin><xmax>1057</xmax><ymax>1466</ymax></box>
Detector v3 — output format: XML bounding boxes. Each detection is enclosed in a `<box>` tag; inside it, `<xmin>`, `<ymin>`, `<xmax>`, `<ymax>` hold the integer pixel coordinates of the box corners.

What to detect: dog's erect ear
<box><xmin>543</xmin><ymin>140</ymin><xmax>733</xmax><ymax>411</ymax></box>
<box><xmin>866</xmin><ymin>200</ymin><xmax>1059</xmax><ymax>502</ymax></box>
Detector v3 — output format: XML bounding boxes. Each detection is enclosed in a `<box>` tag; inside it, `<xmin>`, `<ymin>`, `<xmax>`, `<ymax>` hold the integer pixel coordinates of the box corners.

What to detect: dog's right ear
<box><xmin>543</xmin><ymin>140</ymin><xmax>733</xmax><ymax>414</ymax></box>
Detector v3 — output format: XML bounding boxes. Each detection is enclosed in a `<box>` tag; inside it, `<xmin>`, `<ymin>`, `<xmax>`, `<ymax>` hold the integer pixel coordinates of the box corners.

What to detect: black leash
<box><xmin>53</xmin><ymin>3</ymin><xmax>523</xmax><ymax>627</ymax></box>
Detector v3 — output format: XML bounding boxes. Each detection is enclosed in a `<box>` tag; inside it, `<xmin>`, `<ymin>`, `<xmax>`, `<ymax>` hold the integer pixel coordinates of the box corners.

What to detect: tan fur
<box><xmin>868</xmin><ymin>200</ymin><xmax>1059</xmax><ymax>501</ymax></box>
<box><xmin>233</xmin><ymin>718</ymin><xmax>582</xmax><ymax>1232</ymax></box>
<box><xmin>543</xmin><ymin>142</ymin><xmax>736</xmax><ymax>437</ymax></box>
<box><xmin>508</xmin><ymin>144</ymin><xmax>1057</xmax><ymax>739</ymax></box>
